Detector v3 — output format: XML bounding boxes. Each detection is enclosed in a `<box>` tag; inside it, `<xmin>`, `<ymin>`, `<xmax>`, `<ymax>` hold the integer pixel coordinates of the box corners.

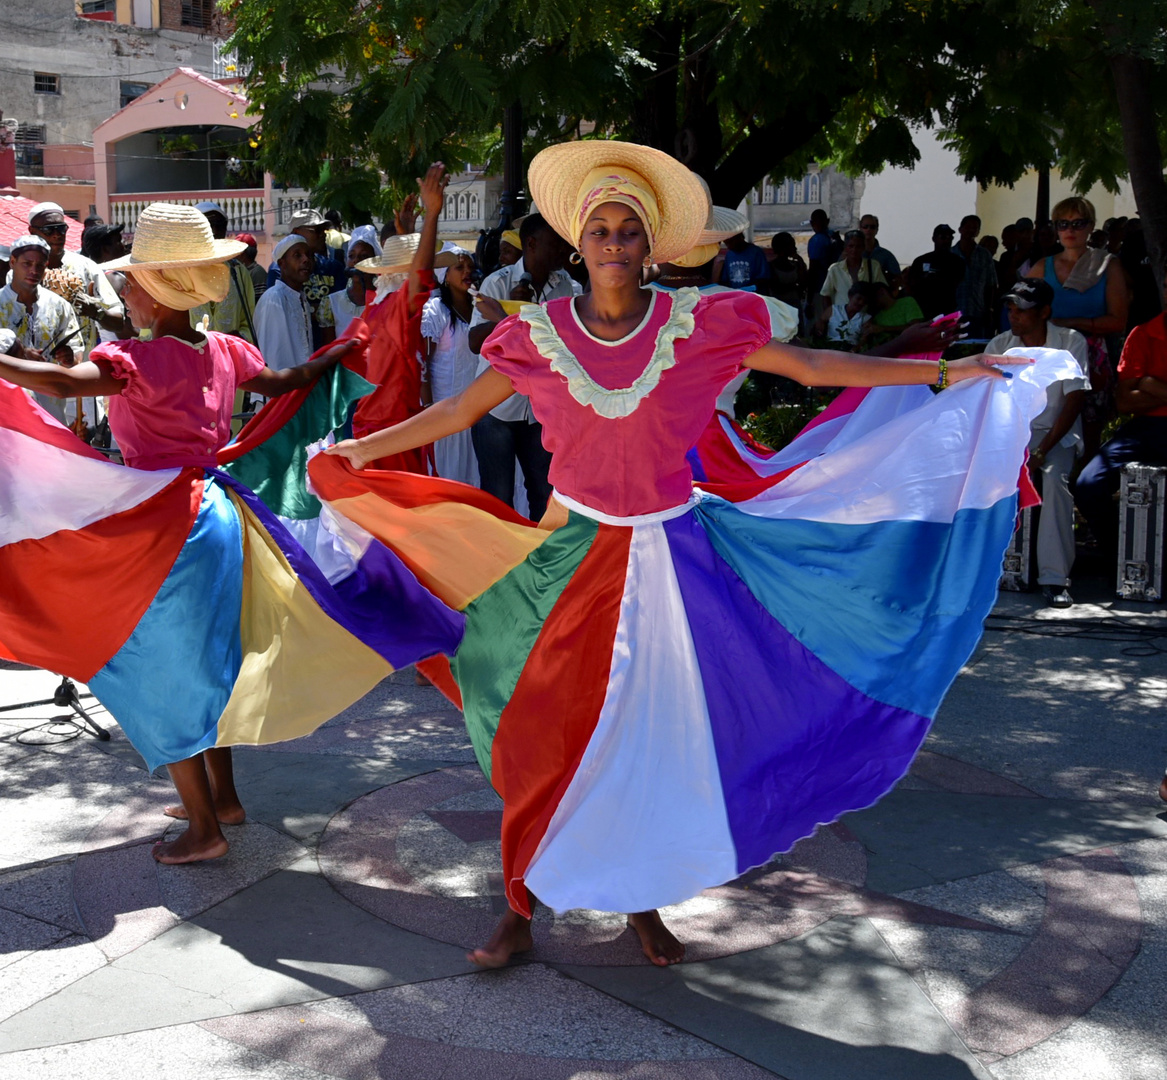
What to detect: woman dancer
<box><xmin>320</xmin><ymin>141</ymin><xmax>1063</xmax><ymax>967</ymax></box>
<box><xmin>0</xmin><ymin>196</ymin><xmax>460</xmax><ymax>864</ymax></box>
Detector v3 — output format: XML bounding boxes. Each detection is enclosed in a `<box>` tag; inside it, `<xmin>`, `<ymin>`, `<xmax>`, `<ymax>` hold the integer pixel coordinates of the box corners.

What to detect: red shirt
<box><xmin>1117</xmin><ymin>313</ymin><xmax>1167</xmax><ymax>417</ymax></box>
<box><xmin>351</xmin><ymin>272</ymin><xmax>435</xmax><ymax>472</ymax></box>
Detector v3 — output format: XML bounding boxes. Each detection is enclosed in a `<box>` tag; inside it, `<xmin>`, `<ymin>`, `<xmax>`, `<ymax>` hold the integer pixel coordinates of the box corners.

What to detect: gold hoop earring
<box><xmin>569</xmin><ymin>250</ymin><xmax>583</xmax><ymax>265</ymax></box>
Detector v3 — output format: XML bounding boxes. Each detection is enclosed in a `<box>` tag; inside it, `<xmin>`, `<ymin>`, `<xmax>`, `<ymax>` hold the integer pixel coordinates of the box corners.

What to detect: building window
<box><xmin>181</xmin><ymin>0</ymin><xmax>213</xmax><ymax>29</ymax></box>
<box><xmin>807</xmin><ymin>173</ymin><xmax>821</xmax><ymax>204</ymax></box>
<box><xmin>120</xmin><ymin>81</ymin><xmax>150</xmax><ymax>108</ymax></box>
<box><xmin>15</xmin><ymin>123</ymin><xmax>46</xmax><ymax>176</ymax></box>
<box><xmin>33</xmin><ymin>73</ymin><xmax>60</xmax><ymax>95</ymax></box>
<box><xmin>776</xmin><ymin>182</ymin><xmax>789</xmax><ymax>205</ymax></box>
<box><xmin>80</xmin><ymin>0</ymin><xmax>115</xmax><ymax>11</ymax></box>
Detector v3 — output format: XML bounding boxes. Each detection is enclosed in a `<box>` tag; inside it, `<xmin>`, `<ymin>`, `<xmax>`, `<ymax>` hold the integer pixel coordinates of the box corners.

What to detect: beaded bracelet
<box><xmin>936</xmin><ymin>357</ymin><xmax>949</xmax><ymax>390</ymax></box>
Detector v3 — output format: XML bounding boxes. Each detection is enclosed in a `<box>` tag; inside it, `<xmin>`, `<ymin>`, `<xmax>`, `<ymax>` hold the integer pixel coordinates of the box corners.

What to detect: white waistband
<box><xmin>551</xmin><ymin>488</ymin><xmax>698</xmax><ymax>526</ymax></box>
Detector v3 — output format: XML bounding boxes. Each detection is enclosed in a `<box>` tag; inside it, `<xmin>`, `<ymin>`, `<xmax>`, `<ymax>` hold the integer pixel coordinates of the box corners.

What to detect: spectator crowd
<box><xmin>2</xmin><ymin>192</ymin><xmax>1164</xmax><ymax>611</ymax></box>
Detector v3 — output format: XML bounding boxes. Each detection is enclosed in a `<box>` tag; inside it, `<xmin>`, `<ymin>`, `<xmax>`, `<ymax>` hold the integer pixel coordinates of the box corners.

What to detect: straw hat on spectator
<box><xmin>356</xmin><ymin>232</ymin><xmax>460</xmax><ymax>276</ymax></box>
<box><xmin>103</xmin><ymin>203</ymin><xmax>246</xmax><ymax>270</ymax></box>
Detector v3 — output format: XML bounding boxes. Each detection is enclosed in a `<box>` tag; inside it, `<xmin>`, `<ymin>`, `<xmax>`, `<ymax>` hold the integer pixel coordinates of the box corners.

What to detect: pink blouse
<box><xmin>93</xmin><ymin>332</ymin><xmax>266</xmax><ymax>471</ymax></box>
<box><xmin>481</xmin><ymin>289</ymin><xmax>771</xmax><ymax>516</ymax></box>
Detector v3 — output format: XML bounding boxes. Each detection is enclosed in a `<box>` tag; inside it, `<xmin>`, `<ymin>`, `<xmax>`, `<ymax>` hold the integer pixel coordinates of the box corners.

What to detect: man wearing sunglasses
<box><xmin>28</xmin><ymin>202</ymin><xmax>126</xmax><ymax>359</ymax></box>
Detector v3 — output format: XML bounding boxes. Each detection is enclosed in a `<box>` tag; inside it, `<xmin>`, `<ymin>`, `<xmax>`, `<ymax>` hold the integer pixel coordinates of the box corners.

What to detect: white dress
<box><xmin>420</xmin><ymin>295</ymin><xmax>479</xmax><ymax>486</ymax></box>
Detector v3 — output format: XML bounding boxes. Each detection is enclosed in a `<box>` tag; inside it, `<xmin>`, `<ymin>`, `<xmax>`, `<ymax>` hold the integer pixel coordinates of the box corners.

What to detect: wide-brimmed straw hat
<box><xmin>692</xmin><ymin>175</ymin><xmax>748</xmax><ymax>244</ymax></box>
<box><xmin>103</xmin><ymin>203</ymin><xmax>246</xmax><ymax>271</ymax></box>
<box><xmin>528</xmin><ymin>140</ymin><xmax>709</xmax><ymax>265</ymax></box>
<box><xmin>356</xmin><ymin>232</ymin><xmax>461</xmax><ymax>276</ymax></box>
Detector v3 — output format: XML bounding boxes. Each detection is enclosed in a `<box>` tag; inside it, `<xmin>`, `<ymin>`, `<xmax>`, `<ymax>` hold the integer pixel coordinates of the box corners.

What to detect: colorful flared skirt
<box><xmin>0</xmin><ymin>377</ymin><xmax>463</xmax><ymax>773</ymax></box>
<box><xmin>308</xmin><ymin>349</ymin><xmax>1082</xmax><ymax>917</ymax></box>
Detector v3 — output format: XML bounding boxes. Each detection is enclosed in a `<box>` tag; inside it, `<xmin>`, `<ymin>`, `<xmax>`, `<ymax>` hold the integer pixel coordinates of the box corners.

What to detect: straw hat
<box><xmin>528</xmin><ymin>140</ymin><xmax>709</xmax><ymax>265</ymax></box>
<box><xmin>692</xmin><ymin>175</ymin><xmax>748</xmax><ymax>245</ymax></box>
<box><xmin>103</xmin><ymin>203</ymin><xmax>246</xmax><ymax>271</ymax></box>
<box><xmin>356</xmin><ymin>232</ymin><xmax>461</xmax><ymax>276</ymax></box>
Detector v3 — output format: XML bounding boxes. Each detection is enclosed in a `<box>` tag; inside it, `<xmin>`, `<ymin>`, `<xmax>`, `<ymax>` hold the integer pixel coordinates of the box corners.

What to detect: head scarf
<box><xmin>349</xmin><ymin>224</ymin><xmax>383</xmax><ymax>258</ymax></box>
<box><xmin>571</xmin><ymin>166</ymin><xmax>661</xmax><ymax>256</ymax></box>
<box><xmin>500</xmin><ymin>229</ymin><xmax>522</xmax><ymax>251</ymax></box>
<box><xmin>129</xmin><ymin>264</ymin><xmax>231</xmax><ymax>311</ymax></box>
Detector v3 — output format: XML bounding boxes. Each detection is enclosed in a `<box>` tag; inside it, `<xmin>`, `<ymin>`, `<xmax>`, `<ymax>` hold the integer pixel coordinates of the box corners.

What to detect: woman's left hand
<box><xmin>947</xmin><ymin>354</ymin><xmax>1029</xmax><ymax>384</ymax></box>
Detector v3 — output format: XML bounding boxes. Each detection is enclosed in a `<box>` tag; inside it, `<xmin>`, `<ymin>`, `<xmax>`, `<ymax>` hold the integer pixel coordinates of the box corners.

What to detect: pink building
<box><xmin>93</xmin><ymin>67</ymin><xmax>310</xmax><ymax>262</ymax></box>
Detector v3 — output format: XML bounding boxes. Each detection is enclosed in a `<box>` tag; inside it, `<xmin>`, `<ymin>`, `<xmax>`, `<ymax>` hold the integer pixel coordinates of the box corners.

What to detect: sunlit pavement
<box><xmin>1</xmin><ymin>577</ymin><xmax>1164</xmax><ymax>1079</ymax></box>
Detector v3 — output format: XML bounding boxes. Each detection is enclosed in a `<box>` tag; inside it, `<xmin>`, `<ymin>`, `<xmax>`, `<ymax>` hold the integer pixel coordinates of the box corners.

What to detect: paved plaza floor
<box><xmin>0</xmin><ymin>580</ymin><xmax>1165</xmax><ymax>1079</ymax></box>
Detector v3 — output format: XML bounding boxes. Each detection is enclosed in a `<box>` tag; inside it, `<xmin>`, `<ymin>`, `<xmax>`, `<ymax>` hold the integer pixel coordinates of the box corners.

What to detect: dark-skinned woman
<box><xmin>319</xmin><ymin>141</ymin><xmax>1068</xmax><ymax>970</ymax></box>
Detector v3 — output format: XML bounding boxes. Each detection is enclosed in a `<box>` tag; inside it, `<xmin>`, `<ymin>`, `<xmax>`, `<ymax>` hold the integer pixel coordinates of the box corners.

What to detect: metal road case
<box><xmin>1117</xmin><ymin>463</ymin><xmax>1165</xmax><ymax>602</ymax></box>
<box><xmin>1000</xmin><ymin>505</ymin><xmax>1037</xmax><ymax>591</ymax></box>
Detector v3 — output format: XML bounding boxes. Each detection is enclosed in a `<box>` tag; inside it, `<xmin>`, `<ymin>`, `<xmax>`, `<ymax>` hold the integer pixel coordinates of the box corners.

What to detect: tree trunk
<box><xmin>629</xmin><ymin>19</ymin><xmax>683</xmax><ymax>154</ymax></box>
<box><xmin>1108</xmin><ymin>52</ymin><xmax>1167</xmax><ymax>292</ymax></box>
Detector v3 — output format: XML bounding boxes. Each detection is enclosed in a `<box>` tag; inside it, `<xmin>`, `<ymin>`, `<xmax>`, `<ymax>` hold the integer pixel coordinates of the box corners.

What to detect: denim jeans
<box><xmin>471</xmin><ymin>413</ymin><xmax>553</xmax><ymax>522</ymax></box>
<box><xmin>1072</xmin><ymin>416</ymin><xmax>1167</xmax><ymax>556</ymax></box>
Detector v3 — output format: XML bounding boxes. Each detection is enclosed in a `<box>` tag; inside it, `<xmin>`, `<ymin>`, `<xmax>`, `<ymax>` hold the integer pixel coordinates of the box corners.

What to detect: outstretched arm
<box><xmin>0</xmin><ymin>353</ymin><xmax>125</xmax><ymax>398</ymax></box>
<box><xmin>327</xmin><ymin>367</ymin><xmax>513</xmax><ymax>469</ymax></box>
<box><xmin>240</xmin><ymin>337</ymin><xmax>358</xmax><ymax>397</ymax></box>
<box><xmin>745</xmin><ymin>338</ymin><xmax>1010</xmax><ymax>388</ymax></box>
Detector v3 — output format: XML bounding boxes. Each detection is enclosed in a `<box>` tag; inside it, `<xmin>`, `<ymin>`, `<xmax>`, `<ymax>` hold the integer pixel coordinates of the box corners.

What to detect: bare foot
<box><xmin>414</xmin><ymin>669</ymin><xmax>433</xmax><ymax>687</ymax></box>
<box><xmin>152</xmin><ymin>830</ymin><xmax>229</xmax><ymax>864</ymax></box>
<box><xmin>162</xmin><ymin>803</ymin><xmax>246</xmax><ymax>825</ymax></box>
<box><xmin>467</xmin><ymin>909</ymin><xmax>533</xmax><ymax>968</ymax></box>
<box><xmin>627</xmin><ymin>910</ymin><xmax>685</xmax><ymax>966</ymax></box>
<box><xmin>1159</xmin><ymin>775</ymin><xmax>1167</xmax><ymax>803</ymax></box>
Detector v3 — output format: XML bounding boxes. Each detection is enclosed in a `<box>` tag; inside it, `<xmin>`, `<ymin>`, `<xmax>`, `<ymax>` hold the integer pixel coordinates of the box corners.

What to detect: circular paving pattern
<box><xmin>320</xmin><ymin>763</ymin><xmax>1007</xmax><ymax>966</ymax></box>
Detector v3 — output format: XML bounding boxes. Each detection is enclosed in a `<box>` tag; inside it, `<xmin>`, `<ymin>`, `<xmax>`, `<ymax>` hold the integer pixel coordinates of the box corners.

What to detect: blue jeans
<box><xmin>471</xmin><ymin>413</ymin><xmax>553</xmax><ymax>522</ymax></box>
<box><xmin>1072</xmin><ymin>416</ymin><xmax>1167</xmax><ymax>556</ymax></box>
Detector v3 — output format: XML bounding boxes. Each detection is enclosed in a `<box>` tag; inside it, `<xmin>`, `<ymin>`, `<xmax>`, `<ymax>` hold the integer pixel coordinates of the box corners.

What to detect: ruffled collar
<box><xmin>519</xmin><ymin>288</ymin><xmax>699</xmax><ymax>419</ymax></box>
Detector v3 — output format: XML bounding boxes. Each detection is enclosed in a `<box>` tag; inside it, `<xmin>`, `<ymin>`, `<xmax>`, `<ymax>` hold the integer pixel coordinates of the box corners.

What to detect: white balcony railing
<box><xmin>109</xmin><ymin>190</ymin><xmax>265</xmax><ymax>234</ymax></box>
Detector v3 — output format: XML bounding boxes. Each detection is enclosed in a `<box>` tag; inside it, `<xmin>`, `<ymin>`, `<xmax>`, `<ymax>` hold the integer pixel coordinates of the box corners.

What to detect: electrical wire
<box><xmin>984</xmin><ymin>609</ymin><xmax>1167</xmax><ymax>658</ymax></box>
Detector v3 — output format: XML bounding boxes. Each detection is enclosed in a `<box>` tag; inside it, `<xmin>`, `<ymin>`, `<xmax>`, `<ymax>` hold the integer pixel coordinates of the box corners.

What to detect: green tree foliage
<box><xmin>227</xmin><ymin>0</ymin><xmax>1166</xmax><ymax>277</ymax></box>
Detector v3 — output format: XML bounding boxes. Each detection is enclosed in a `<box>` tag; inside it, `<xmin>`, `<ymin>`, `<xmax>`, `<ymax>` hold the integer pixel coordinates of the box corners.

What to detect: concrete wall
<box><xmin>976</xmin><ymin>173</ymin><xmax>1135</xmax><ymax>238</ymax></box>
<box><xmin>0</xmin><ymin>0</ymin><xmax>214</xmax><ymax>148</ymax></box>
<box><xmin>858</xmin><ymin>130</ymin><xmax>978</xmax><ymax>269</ymax></box>
<box><xmin>16</xmin><ymin>178</ymin><xmax>98</xmax><ymax>220</ymax></box>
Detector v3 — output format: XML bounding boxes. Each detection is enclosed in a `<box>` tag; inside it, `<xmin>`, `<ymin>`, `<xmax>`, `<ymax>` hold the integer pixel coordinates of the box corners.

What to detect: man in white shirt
<box><xmin>254</xmin><ymin>235</ymin><xmax>315</xmax><ymax>372</ymax></box>
<box><xmin>28</xmin><ymin>202</ymin><xmax>124</xmax><ymax>360</ymax></box>
<box><xmin>987</xmin><ymin>277</ymin><xmax>1090</xmax><ymax>607</ymax></box>
<box><xmin>0</xmin><ymin>235</ymin><xmax>83</xmax><ymax>427</ymax></box>
<box><xmin>467</xmin><ymin>213</ymin><xmax>581</xmax><ymax>521</ymax></box>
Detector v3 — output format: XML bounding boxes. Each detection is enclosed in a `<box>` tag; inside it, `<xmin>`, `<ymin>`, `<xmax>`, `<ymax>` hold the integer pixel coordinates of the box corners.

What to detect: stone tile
<box><xmin>227</xmin><ymin>747</ymin><xmax>446</xmax><ymax>841</ymax></box>
<box><xmin>0</xmin><ymin>1020</ymin><xmax>335</xmax><ymax>1080</ymax></box>
<box><xmin>0</xmin><ymin>861</ymin><xmax>85</xmax><ymax>936</ymax></box>
<box><xmin>564</xmin><ymin>917</ymin><xmax>994</xmax><ymax>1080</ymax></box>
<box><xmin>0</xmin><ymin>864</ymin><xmax>471</xmax><ymax>1053</ymax></box>
<box><xmin>951</xmin><ymin>849</ymin><xmax>1141</xmax><ymax>1058</ymax></box>
<box><xmin>845</xmin><ymin>790</ymin><xmax>1167</xmax><ymax>894</ymax></box>
<box><xmin>205</xmin><ymin>966</ymin><xmax>773</xmax><ymax>1080</ymax></box>
<box><xmin>74</xmin><ymin>843</ymin><xmax>178</xmax><ymax>962</ymax></box>
<box><xmin>931</xmin><ymin>613</ymin><xmax>1167</xmax><ymax>801</ymax></box>
<box><xmin>0</xmin><ymin>743</ymin><xmax>154</xmax><ymax>869</ymax></box>
<box><xmin>0</xmin><ymin>935</ymin><xmax>107</xmax><ymax>1026</ymax></box>
<box><xmin>157</xmin><ymin>821</ymin><xmax>308</xmax><ymax>921</ymax></box>
<box><xmin>987</xmin><ymin>837</ymin><xmax>1167</xmax><ymax>1080</ymax></box>
<box><xmin>0</xmin><ymin>907</ymin><xmax>73</xmax><ymax>972</ymax></box>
